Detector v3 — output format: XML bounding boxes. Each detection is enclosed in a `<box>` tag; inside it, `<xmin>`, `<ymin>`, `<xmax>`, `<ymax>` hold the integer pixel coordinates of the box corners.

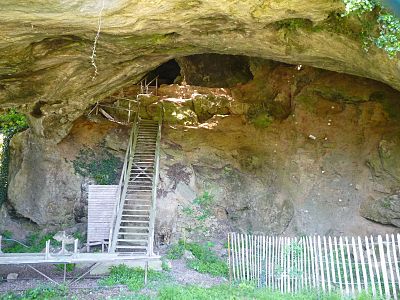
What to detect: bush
<box><xmin>166</xmin><ymin>241</ymin><xmax>185</xmax><ymax>260</ymax></box>
<box><xmin>0</xmin><ymin>284</ymin><xmax>68</xmax><ymax>300</ymax></box>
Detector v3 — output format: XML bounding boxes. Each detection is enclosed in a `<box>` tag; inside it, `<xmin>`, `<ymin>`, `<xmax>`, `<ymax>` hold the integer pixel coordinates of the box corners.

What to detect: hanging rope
<box><xmin>90</xmin><ymin>0</ymin><xmax>105</xmax><ymax>81</ymax></box>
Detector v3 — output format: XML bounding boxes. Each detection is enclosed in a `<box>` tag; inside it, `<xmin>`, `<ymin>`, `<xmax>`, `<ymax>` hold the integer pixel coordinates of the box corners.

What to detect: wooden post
<box><xmin>371</xmin><ymin>236</ymin><xmax>383</xmax><ymax>297</ymax></box>
<box><xmin>323</xmin><ymin>236</ymin><xmax>331</xmax><ymax>292</ymax></box>
<box><xmin>317</xmin><ymin>236</ymin><xmax>325</xmax><ymax>292</ymax></box>
<box><xmin>351</xmin><ymin>237</ymin><xmax>361</xmax><ymax>294</ymax></box>
<box><xmin>45</xmin><ymin>240</ymin><xmax>50</xmax><ymax>260</ymax></box>
<box><xmin>144</xmin><ymin>261</ymin><xmax>148</xmax><ymax>285</ymax></box>
<box><xmin>339</xmin><ymin>237</ymin><xmax>349</xmax><ymax>295</ymax></box>
<box><xmin>228</xmin><ymin>233</ymin><xmax>232</xmax><ymax>284</ymax></box>
<box><xmin>365</xmin><ymin>236</ymin><xmax>376</xmax><ymax>297</ymax></box>
<box><xmin>392</xmin><ymin>234</ymin><xmax>400</xmax><ymax>298</ymax></box>
<box><xmin>328</xmin><ymin>237</ymin><xmax>336</xmax><ymax>292</ymax></box>
<box><xmin>345</xmin><ymin>237</ymin><xmax>355</xmax><ymax>295</ymax></box>
<box><xmin>357</xmin><ymin>237</ymin><xmax>368</xmax><ymax>294</ymax></box>
<box><xmin>334</xmin><ymin>237</ymin><xmax>343</xmax><ymax>294</ymax></box>
<box><xmin>378</xmin><ymin>235</ymin><xmax>391</xmax><ymax>299</ymax></box>
<box><xmin>0</xmin><ymin>235</ymin><xmax>2</xmax><ymax>253</ymax></box>
<box><xmin>385</xmin><ymin>234</ymin><xmax>397</xmax><ymax>300</ymax></box>
<box><xmin>74</xmin><ymin>239</ymin><xmax>79</xmax><ymax>254</ymax></box>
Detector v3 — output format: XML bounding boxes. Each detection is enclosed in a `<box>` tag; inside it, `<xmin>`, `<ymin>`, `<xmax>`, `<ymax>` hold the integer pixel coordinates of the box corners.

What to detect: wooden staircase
<box><xmin>110</xmin><ymin>118</ymin><xmax>161</xmax><ymax>255</ymax></box>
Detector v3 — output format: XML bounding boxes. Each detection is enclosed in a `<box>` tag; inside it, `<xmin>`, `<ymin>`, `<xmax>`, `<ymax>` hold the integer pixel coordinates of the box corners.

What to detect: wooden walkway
<box><xmin>228</xmin><ymin>233</ymin><xmax>400</xmax><ymax>299</ymax></box>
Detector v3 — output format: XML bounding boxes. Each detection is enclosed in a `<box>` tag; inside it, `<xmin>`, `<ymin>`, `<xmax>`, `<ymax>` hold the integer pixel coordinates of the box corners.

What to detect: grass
<box><xmin>0</xmin><ymin>285</ymin><xmax>67</xmax><ymax>300</ymax></box>
<box><xmin>157</xmin><ymin>283</ymin><xmax>378</xmax><ymax>300</ymax></box>
<box><xmin>99</xmin><ymin>265</ymin><xmax>169</xmax><ymax>292</ymax></box>
<box><xmin>166</xmin><ymin>240</ymin><xmax>229</xmax><ymax>277</ymax></box>
<box><xmin>1</xmin><ymin>231</ymin><xmax>61</xmax><ymax>253</ymax></box>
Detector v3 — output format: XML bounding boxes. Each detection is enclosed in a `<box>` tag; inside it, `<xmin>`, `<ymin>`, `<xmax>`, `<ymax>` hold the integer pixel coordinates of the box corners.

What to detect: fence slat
<box><xmin>365</xmin><ymin>236</ymin><xmax>376</xmax><ymax>297</ymax></box>
<box><xmin>386</xmin><ymin>234</ymin><xmax>397</xmax><ymax>300</ymax></box>
<box><xmin>302</xmin><ymin>237</ymin><xmax>307</xmax><ymax>289</ymax></box>
<box><xmin>271</xmin><ymin>236</ymin><xmax>276</xmax><ymax>290</ymax></box>
<box><xmin>358</xmin><ymin>236</ymin><xmax>368</xmax><ymax>294</ymax></box>
<box><xmin>245</xmin><ymin>234</ymin><xmax>250</xmax><ymax>281</ymax></box>
<box><xmin>328</xmin><ymin>237</ymin><xmax>336</xmax><ymax>292</ymax></box>
<box><xmin>317</xmin><ymin>236</ymin><xmax>325</xmax><ymax>292</ymax></box>
<box><xmin>345</xmin><ymin>237</ymin><xmax>355</xmax><ymax>295</ymax></box>
<box><xmin>228</xmin><ymin>233</ymin><xmax>400</xmax><ymax>298</ymax></box>
<box><xmin>378</xmin><ymin>235</ymin><xmax>391</xmax><ymax>299</ymax></box>
<box><xmin>241</xmin><ymin>234</ymin><xmax>246</xmax><ymax>281</ymax></box>
<box><xmin>334</xmin><ymin>237</ymin><xmax>343</xmax><ymax>294</ymax></box>
<box><xmin>351</xmin><ymin>237</ymin><xmax>361</xmax><ymax>294</ymax></box>
<box><xmin>229</xmin><ymin>233</ymin><xmax>234</xmax><ymax>281</ymax></box>
<box><xmin>323</xmin><ymin>236</ymin><xmax>331</xmax><ymax>292</ymax></box>
<box><xmin>339</xmin><ymin>237</ymin><xmax>349</xmax><ymax>295</ymax></box>
<box><xmin>371</xmin><ymin>236</ymin><xmax>383</xmax><ymax>297</ymax></box>
<box><xmin>393</xmin><ymin>234</ymin><xmax>400</xmax><ymax>297</ymax></box>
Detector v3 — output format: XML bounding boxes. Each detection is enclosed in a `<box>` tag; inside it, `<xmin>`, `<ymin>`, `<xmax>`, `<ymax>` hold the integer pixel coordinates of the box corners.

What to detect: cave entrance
<box><xmin>145</xmin><ymin>59</ymin><xmax>181</xmax><ymax>86</ymax></box>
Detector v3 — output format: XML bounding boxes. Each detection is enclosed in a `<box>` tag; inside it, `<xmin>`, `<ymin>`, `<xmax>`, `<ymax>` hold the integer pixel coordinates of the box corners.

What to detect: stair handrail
<box><xmin>147</xmin><ymin>113</ymin><xmax>162</xmax><ymax>256</ymax></box>
<box><xmin>108</xmin><ymin>102</ymin><xmax>140</xmax><ymax>252</ymax></box>
<box><xmin>139</xmin><ymin>76</ymin><xmax>158</xmax><ymax>95</ymax></box>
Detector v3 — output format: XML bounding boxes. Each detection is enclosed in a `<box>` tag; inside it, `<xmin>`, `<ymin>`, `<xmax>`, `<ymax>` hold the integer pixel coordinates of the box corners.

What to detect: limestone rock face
<box><xmin>7</xmin><ymin>131</ymin><xmax>81</xmax><ymax>226</ymax></box>
<box><xmin>1</xmin><ymin>0</ymin><xmax>400</xmax><ymax>142</ymax></box>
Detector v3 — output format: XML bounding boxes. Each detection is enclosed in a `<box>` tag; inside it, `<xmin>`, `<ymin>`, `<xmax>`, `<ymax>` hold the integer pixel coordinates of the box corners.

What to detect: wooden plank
<box><xmin>377</xmin><ymin>235</ymin><xmax>391</xmax><ymax>299</ymax></box>
<box><xmin>246</xmin><ymin>234</ymin><xmax>250</xmax><ymax>281</ymax></box>
<box><xmin>323</xmin><ymin>236</ymin><xmax>331</xmax><ymax>292</ymax></box>
<box><xmin>312</xmin><ymin>236</ymin><xmax>321</xmax><ymax>289</ymax></box>
<box><xmin>230</xmin><ymin>233</ymin><xmax>236</xmax><ymax>282</ymax></box>
<box><xmin>385</xmin><ymin>234</ymin><xmax>397</xmax><ymax>300</ymax></box>
<box><xmin>345</xmin><ymin>237</ymin><xmax>355</xmax><ymax>295</ymax></box>
<box><xmin>339</xmin><ymin>237</ymin><xmax>349</xmax><ymax>295</ymax></box>
<box><xmin>394</xmin><ymin>234</ymin><xmax>400</xmax><ymax>297</ymax></box>
<box><xmin>279</xmin><ymin>237</ymin><xmax>283</xmax><ymax>293</ymax></box>
<box><xmin>365</xmin><ymin>236</ymin><xmax>376</xmax><ymax>297</ymax></box>
<box><xmin>334</xmin><ymin>237</ymin><xmax>343</xmax><ymax>294</ymax></box>
<box><xmin>317</xmin><ymin>236</ymin><xmax>325</xmax><ymax>292</ymax></box>
<box><xmin>371</xmin><ymin>236</ymin><xmax>383</xmax><ymax>297</ymax></box>
<box><xmin>358</xmin><ymin>236</ymin><xmax>368</xmax><ymax>295</ymax></box>
<box><xmin>302</xmin><ymin>237</ymin><xmax>307</xmax><ymax>290</ymax></box>
<box><xmin>351</xmin><ymin>237</ymin><xmax>361</xmax><ymax>294</ymax></box>
<box><xmin>328</xmin><ymin>237</ymin><xmax>336</xmax><ymax>292</ymax></box>
<box><xmin>241</xmin><ymin>234</ymin><xmax>246</xmax><ymax>281</ymax></box>
<box><xmin>268</xmin><ymin>236</ymin><xmax>272</xmax><ymax>288</ymax></box>
<box><xmin>271</xmin><ymin>236</ymin><xmax>276</xmax><ymax>290</ymax></box>
<box><xmin>309</xmin><ymin>236</ymin><xmax>317</xmax><ymax>289</ymax></box>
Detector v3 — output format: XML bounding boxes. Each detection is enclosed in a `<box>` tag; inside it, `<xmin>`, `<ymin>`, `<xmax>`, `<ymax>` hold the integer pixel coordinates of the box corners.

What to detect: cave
<box><xmin>145</xmin><ymin>59</ymin><xmax>181</xmax><ymax>86</ymax></box>
<box><xmin>1</xmin><ymin>0</ymin><xmax>400</xmax><ymax>295</ymax></box>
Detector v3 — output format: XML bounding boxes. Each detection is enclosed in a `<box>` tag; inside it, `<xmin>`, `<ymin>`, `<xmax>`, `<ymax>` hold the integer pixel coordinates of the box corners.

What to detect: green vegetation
<box><xmin>0</xmin><ymin>109</ymin><xmax>28</xmax><ymax>205</ymax></box>
<box><xmin>166</xmin><ymin>240</ymin><xmax>228</xmax><ymax>277</ymax></box>
<box><xmin>73</xmin><ymin>146</ymin><xmax>122</xmax><ymax>185</ymax></box>
<box><xmin>99</xmin><ymin>265</ymin><xmax>169</xmax><ymax>292</ymax></box>
<box><xmin>1</xmin><ymin>231</ymin><xmax>61</xmax><ymax>253</ymax></box>
<box><xmin>342</xmin><ymin>0</ymin><xmax>400</xmax><ymax>58</ymax></box>
<box><xmin>0</xmin><ymin>285</ymin><xmax>67</xmax><ymax>300</ymax></box>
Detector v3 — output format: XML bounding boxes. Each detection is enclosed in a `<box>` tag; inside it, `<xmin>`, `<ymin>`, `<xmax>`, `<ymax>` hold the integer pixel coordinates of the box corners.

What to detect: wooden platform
<box><xmin>0</xmin><ymin>252</ymin><xmax>160</xmax><ymax>265</ymax></box>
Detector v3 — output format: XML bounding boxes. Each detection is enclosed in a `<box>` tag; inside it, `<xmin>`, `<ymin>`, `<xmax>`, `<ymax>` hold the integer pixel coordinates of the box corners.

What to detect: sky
<box><xmin>382</xmin><ymin>0</ymin><xmax>400</xmax><ymax>17</ymax></box>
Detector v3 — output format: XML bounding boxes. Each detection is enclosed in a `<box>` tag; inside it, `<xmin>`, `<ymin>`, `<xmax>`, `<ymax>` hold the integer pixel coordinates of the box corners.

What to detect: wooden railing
<box><xmin>139</xmin><ymin>76</ymin><xmax>158</xmax><ymax>96</ymax></box>
<box><xmin>228</xmin><ymin>233</ymin><xmax>400</xmax><ymax>299</ymax></box>
<box><xmin>147</xmin><ymin>114</ymin><xmax>162</xmax><ymax>256</ymax></box>
<box><xmin>108</xmin><ymin>103</ymin><xmax>140</xmax><ymax>253</ymax></box>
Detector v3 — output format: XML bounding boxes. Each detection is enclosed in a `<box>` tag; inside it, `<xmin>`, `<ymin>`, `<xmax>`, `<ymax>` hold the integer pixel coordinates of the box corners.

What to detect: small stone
<box><xmin>339</xmin><ymin>199</ymin><xmax>342</xmax><ymax>202</ymax></box>
<box><xmin>355</xmin><ymin>184</ymin><xmax>361</xmax><ymax>191</ymax></box>
<box><xmin>328</xmin><ymin>123</ymin><xmax>331</xmax><ymax>126</ymax></box>
<box><xmin>7</xmin><ymin>273</ymin><xmax>18</xmax><ymax>282</ymax></box>
<box><xmin>321</xmin><ymin>170</ymin><xmax>325</xmax><ymax>174</ymax></box>
<box><xmin>309</xmin><ymin>134</ymin><xmax>316</xmax><ymax>140</ymax></box>
<box><xmin>183</xmin><ymin>250</ymin><xmax>195</xmax><ymax>260</ymax></box>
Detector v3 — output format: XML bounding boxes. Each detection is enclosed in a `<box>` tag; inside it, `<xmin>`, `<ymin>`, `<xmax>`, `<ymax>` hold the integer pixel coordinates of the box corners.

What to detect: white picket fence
<box><xmin>227</xmin><ymin>233</ymin><xmax>400</xmax><ymax>299</ymax></box>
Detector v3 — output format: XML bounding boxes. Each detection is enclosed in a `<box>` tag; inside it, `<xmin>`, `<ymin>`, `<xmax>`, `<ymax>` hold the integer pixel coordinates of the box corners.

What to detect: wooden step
<box><xmin>118</xmin><ymin>232</ymin><xmax>149</xmax><ymax>236</ymax></box>
<box><xmin>115</xmin><ymin>246</ymin><xmax>148</xmax><ymax>249</ymax></box>
<box><xmin>120</xmin><ymin>220</ymin><xmax>150</xmax><ymax>223</ymax></box>
<box><xmin>119</xmin><ymin>226</ymin><xmax>149</xmax><ymax>229</ymax></box>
